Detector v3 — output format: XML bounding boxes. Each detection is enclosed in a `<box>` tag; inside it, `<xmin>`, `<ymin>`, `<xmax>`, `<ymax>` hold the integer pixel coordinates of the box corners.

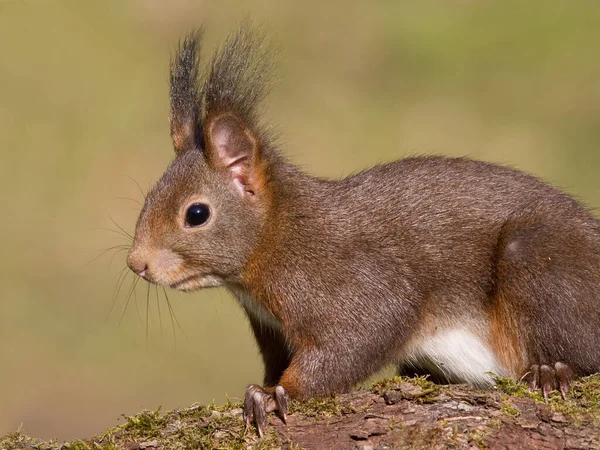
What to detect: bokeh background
<box><xmin>1</xmin><ymin>0</ymin><xmax>599</xmax><ymax>441</ymax></box>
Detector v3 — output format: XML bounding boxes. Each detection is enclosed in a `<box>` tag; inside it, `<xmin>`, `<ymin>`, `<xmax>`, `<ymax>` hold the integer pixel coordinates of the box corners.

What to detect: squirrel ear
<box><xmin>206</xmin><ymin>113</ymin><xmax>261</xmax><ymax>196</ymax></box>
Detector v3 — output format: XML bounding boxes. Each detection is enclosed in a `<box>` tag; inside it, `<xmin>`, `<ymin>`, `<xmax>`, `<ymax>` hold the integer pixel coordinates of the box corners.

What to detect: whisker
<box><xmin>162</xmin><ymin>287</ymin><xmax>178</xmax><ymax>350</ymax></box>
<box><xmin>155</xmin><ymin>286</ymin><xmax>163</xmax><ymax>347</ymax></box>
<box><xmin>118</xmin><ymin>174</ymin><xmax>146</xmax><ymax>201</ymax></box>
<box><xmin>133</xmin><ymin>284</ymin><xmax>144</xmax><ymax>327</ymax></box>
<box><xmin>108</xmin><ymin>248</ymin><xmax>130</xmax><ymax>271</ymax></box>
<box><xmin>108</xmin><ymin>215</ymin><xmax>134</xmax><ymax>241</ymax></box>
<box><xmin>146</xmin><ymin>283</ymin><xmax>151</xmax><ymax>348</ymax></box>
<box><xmin>120</xmin><ymin>276</ymin><xmax>140</xmax><ymax>326</ymax></box>
<box><xmin>114</xmin><ymin>196</ymin><xmax>143</xmax><ymax>207</ymax></box>
<box><xmin>92</xmin><ymin>227</ymin><xmax>134</xmax><ymax>242</ymax></box>
<box><xmin>162</xmin><ymin>287</ymin><xmax>189</xmax><ymax>345</ymax></box>
<box><xmin>105</xmin><ymin>266</ymin><xmax>130</xmax><ymax>323</ymax></box>
<box><xmin>85</xmin><ymin>245</ymin><xmax>130</xmax><ymax>266</ymax></box>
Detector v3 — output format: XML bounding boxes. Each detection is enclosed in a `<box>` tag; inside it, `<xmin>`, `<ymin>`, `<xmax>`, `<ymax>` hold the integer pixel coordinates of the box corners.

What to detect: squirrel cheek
<box><xmin>150</xmin><ymin>249</ymin><xmax>185</xmax><ymax>282</ymax></box>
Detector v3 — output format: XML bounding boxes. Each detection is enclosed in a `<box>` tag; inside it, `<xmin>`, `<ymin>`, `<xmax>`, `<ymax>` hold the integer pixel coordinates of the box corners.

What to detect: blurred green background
<box><xmin>1</xmin><ymin>0</ymin><xmax>599</xmax><ymax>441</ymax></box>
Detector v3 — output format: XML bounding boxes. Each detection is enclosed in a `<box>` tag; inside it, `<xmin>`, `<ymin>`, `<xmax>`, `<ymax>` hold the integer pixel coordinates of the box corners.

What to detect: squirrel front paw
<box><xmin>523</xmin><ymin>362</ymin><xmax>575</xmax><ymax>402</ymax></box>
<box><xmin>243</xmin><ymin>384</ymin><xmax>288</xmax><ymax>437</ymax></box>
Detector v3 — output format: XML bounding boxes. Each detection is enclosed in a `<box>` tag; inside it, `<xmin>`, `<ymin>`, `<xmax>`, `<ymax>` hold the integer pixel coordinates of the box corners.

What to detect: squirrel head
<box><xmin>127</xmin><ymin>24</ymin><xmax>275</xmax><ymax>291</ymax></box>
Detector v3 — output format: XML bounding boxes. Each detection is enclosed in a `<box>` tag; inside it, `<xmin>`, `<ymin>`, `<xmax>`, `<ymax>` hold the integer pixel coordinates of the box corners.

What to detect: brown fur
<box><xmin>489</xmin><ymin>293</ymin><xmax>524</xmax><ymax>378</ymax></box>
<box><xmin>279</xmin><ymin>359</ymin><xmax>314</xmax><ymax>400</ymax></box>
<box><xmin>128</xmin><ymin>24</ymin><xmax>600</xmax><ymax>401</ymax></box>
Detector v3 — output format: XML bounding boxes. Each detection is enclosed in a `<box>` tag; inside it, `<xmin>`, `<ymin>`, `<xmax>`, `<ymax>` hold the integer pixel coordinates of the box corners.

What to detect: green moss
<box><xmin>388</xmin><ymin>416</ymin><xmax>401</xmax><ymax>430</ymax></box>
<box><xmin>289</xmin><ymin>396</ymin><xmax>345</xmax><ymax>418</ymax></box>
<box><xmin>121</xmin><ymin>407</ymin><xmax>166</xmax><ymax>439</ymax></box>
<box><xmin>469</xmin><ymin>429</ymin><xmax>488</xmax><ymax>449</ymax></box>
<box><xmin>371</xmin><ymin>375</ymin><xmax>404</xmax><ymax>394</ymax></box>
<box><xmin>371</xmin><ymin>375</ymin><xmax>441</xmax><ymax>403</ymax></box>
<box><xmin>549</xmin><ymin>374</ymin><xmax>600</xmax><ymax>423</ymax></box>
<box><xmin>499</xmin><ymin>398</ymin><xmax>521</xmax><ymax>418</ymax></box>
<box><xmin>493</xmin><ymin>373</ymin><xmax>600</xmax><ymax>425</ymax></box>
<box><xmin>487</xmin><ymin>418</ymin><xmax>502</xmax><ymax>429</ymax></box>
<box><xmin>0</xmin><ymin>429</ymin><xmax>37</xmax><ymax>450</ymax></box>
<box><xmin>61</xmin><ymin>441</ymin><xmax>120</xmax><ymax>450</ymax></box>
<box><xmin>489</xmin><ymin>375</ymin><xmax>530</xmax><ymax>397</ymax></box>
<box><xmin>132</xmin><ymin>404</ymin><xmax>270</xmax><ymax>450</ymax></box>
<box><xmin>0</xmin><ymin>430</ymin><xmax>119</xmax><ymax>450</ymax></box>
<box><xmin>0</xmin><ymin>402</ymin><xmax>284</xmax><ymax>450</ymax></box>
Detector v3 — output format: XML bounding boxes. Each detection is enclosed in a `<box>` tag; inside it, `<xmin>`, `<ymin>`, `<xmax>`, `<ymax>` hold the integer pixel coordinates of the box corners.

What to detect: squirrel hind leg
<box><xmin>492</xmin><ymin>218</ymin><xmax>600</xmax><ymax>379</ymax></box>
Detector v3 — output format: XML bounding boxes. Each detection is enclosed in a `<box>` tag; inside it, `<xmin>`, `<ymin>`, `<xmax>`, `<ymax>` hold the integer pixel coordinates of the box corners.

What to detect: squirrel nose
<box><xmin>127</xmin><ymin>251</ymin><xmax>149</xmax><ymax>278</ymax></box>
<box><xmin>128</xmin><ymin>261</ymin><xmax>148</xmax><ymax>278</ymax></box>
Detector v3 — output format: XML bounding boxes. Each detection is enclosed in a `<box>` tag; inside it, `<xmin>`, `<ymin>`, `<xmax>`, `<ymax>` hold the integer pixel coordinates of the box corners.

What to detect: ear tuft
<box><xmin>208</xmin><ymin>114</ymin><xmax>260</xmax><ymax>196</ymax></box>
<box><xmin>170</xmin><ymin>30</ymin><xmax>204</xmax><ymax>154</ymax></box>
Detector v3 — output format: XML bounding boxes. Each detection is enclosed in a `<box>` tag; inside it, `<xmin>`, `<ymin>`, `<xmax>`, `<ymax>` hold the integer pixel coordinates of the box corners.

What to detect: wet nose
<box><xmin>127</xmin><ymin>251</ymin><xmax>148</xmax><ymax>278</ymax></box>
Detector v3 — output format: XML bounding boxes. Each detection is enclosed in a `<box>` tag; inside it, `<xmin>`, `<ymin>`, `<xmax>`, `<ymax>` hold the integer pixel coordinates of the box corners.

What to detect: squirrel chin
<box><xmin>169</xmin><ymin>274</ymin><xmax>225</xmax><ymax>291</ymax></box>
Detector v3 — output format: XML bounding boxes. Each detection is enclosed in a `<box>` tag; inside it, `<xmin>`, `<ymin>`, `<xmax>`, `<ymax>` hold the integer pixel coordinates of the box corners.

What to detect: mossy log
<box><xmin>2</xmin><ymin>375</ymin><xmax>599</xmax><ymax>450</ymax></box>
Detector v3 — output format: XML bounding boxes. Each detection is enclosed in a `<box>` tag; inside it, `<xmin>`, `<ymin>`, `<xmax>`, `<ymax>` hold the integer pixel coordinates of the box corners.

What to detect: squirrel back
<box><xmin>127</xmin><ymin>24</ymin><xmax>600</xmax><ymax>411</ymax></box>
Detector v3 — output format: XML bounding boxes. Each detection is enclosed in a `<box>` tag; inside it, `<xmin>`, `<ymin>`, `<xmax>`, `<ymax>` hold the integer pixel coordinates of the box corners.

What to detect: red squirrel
<box><xmin>127</xmin><ymin>24</ymin><xmax>600</xmax><ymax>436</ymax></box>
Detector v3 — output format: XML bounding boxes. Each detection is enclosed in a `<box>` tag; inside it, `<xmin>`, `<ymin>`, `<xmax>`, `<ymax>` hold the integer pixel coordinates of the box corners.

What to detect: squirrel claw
<box><xmin>274</xmin><ymin>385</ymin><xmax>288</xmax><ymax>423</ymax></box>
<box><xmin>525</xmin><ymin>362</ymin><xmax>574</xmax><ymax>402</ymax></box>
<box><xmin>243</xmin><ymin>384</ymin><xmax>288</xmax><ymax>437</ymax></box>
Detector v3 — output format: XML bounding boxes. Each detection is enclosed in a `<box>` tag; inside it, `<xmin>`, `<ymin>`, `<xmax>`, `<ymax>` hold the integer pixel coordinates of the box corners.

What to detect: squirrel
<box><xmin>126</xmin><ymin>23</ymin><xmax>600</xmax><ymax>436</ymax></box>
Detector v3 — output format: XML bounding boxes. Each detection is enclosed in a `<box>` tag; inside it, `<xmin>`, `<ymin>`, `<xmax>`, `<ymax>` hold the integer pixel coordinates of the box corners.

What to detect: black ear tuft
<box><xmin>170</xmin><ymin>29</ymin><xmax>204</xmax><ymax>154</ymax></box>
<box><xmin>204</xmin><ymin>21</ymin><xmax>274</xmax><ymax>141</ymax></box>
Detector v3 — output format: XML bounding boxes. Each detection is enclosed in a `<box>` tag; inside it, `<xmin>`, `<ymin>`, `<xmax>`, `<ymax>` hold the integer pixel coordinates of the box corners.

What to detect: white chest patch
<box><xmin>401</xmin><ymin>329</ymin><xmax>507</xmax><ymax>387</ymax></box>
<box><xmin>229</xmin><ymin>288</ymin><xmax>282</xmax><ymax>332</ymax></box>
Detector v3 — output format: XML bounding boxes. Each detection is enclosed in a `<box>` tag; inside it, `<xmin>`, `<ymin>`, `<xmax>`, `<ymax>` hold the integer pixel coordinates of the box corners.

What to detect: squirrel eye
<box><xmin>185</xmin><ymin>203</ymin><xmax>210</xmax><ymax>227</ymax></box>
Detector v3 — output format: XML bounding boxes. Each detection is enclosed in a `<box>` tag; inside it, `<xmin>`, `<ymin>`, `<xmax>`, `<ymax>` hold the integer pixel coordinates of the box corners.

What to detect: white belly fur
<box><xmin>400</xmin><ymin>328</ymin><xmax>508</xmax><ymax>386</ymax></box>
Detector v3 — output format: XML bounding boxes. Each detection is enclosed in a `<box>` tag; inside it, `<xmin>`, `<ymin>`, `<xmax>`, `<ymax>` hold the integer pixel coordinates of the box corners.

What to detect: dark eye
<box><xmin>185</xmin><ymin>203</ymin><xmax>210</xmax><ymax>227</ymax></box>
